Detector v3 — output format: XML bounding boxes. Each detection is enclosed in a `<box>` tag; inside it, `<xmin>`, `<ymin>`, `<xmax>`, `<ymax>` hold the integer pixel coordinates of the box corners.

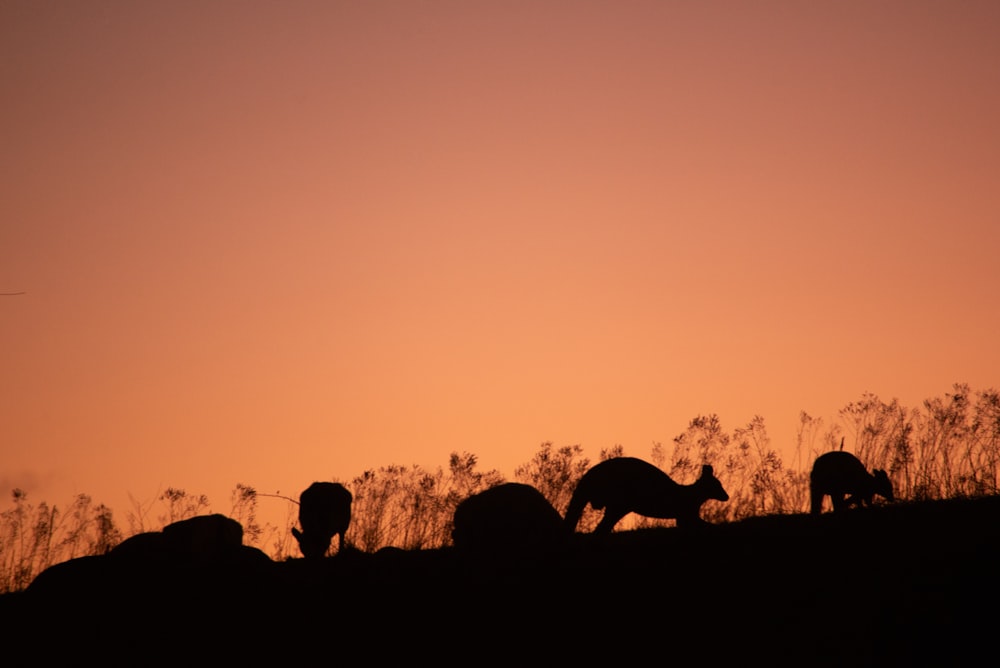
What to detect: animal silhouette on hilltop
<box><xmin>564</xmin><ymin>457</ymin><xmax>730</xmax><ymax>534</ymax></box>
<box><xmin>292</xmin><ymin>482</ymin><xmax>353</xmax><ymax>559</ymax></box>
<box><xmin>451</xmin><ymin>482</ymin><xmax>565</xmax><ymax>552</ymax></box>
<box><xmin>810</xmin><ymin>450</ymin><xmax>894</xmax><ymax>514</ymax></box>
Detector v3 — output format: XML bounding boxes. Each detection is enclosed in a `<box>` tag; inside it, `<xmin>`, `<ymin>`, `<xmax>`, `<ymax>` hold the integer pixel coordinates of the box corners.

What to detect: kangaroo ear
<box><xmin>701</xmin><ymin>464</ymin><xmax>714</xmax><ymax>476</ymax></box>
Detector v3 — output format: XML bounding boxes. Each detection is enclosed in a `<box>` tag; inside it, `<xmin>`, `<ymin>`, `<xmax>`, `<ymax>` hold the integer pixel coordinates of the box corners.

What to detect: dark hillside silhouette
<box><xmin>5</xmin><ymin>495</ymin><xmax>998</xmax><ymax>665</ymax></box>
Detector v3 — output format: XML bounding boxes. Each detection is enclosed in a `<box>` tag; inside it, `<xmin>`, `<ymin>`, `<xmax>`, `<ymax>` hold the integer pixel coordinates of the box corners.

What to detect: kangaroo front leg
<box><xmin>594</xmin><ymin>509</ymin><xmax>625</xmax><ymax>534</ymax></box>
<box><xmin>831</xmin><ymin>494</ymin><xmax>849</xmax><ymax>512</ymax></box>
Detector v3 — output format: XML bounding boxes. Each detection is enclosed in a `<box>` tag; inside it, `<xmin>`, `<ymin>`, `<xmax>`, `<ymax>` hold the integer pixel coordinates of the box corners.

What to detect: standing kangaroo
<box><xmin>292</xmin><ymin>482</ymin><xmax>353</xmax><ymax>559</ymax></box>
<box><xmin>810</xmin><ymin>451</ymin><xmax>894</xmax><ymax>514</ymax></box>
<box><xmin>564</xmin><ymin>457</ymin><xmax>730</xmax><ymax>534</ymax></box>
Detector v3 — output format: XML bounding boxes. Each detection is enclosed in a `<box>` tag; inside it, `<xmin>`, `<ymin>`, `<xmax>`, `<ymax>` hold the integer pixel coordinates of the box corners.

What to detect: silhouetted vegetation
<box><xmin>2</xmin><ymin>383</ymin><xmax>998</xmax><ymax>594</ymax></box>
<box><xmin>0</xmin><ymin>491</ymin><xmax>121</xmax><ymax>593</ymax></box>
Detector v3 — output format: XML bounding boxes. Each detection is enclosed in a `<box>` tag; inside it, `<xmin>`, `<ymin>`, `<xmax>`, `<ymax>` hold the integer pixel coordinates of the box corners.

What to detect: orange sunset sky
<box><xmin>2</xmin><ymin>2</ymin><xmax>999</xmax><ymax>530</ymax></box>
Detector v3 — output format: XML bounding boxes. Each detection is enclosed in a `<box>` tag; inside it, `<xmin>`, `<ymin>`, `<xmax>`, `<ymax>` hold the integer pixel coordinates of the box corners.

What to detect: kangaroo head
<box><xmin>873</xmin><ymin>469</ymin><xmax>894</xmax><ymax>503</ymax></box>
<box><xmin>291</xmin><ymin>526</ymin><xmax>333</xmax><ymax>560</ymax></box>
<box><xmin>699</xmin><ymin>464</ymin><xmax>730</xmax><ymax>502</ymax></box>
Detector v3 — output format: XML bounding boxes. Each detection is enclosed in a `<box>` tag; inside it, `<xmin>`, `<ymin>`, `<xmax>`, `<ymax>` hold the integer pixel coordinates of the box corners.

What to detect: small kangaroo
<box><xmin>810</xmin><ymin>451</ymin><xmax>894</xmax><ymax>514</ymax></box>
<box><xmin>451</xmin><ymin>482</ymin><xmax>565</xmax><ymax>552</ymax></box>
<box><xmin>292</xmin><ymin>481</ymin><xmax>353</xmax><ymax>559</ymax></box>
<box><xmin>564</xmin><ymin>457</ymin><xmax>730</xmax><ymax>534</ymax></box>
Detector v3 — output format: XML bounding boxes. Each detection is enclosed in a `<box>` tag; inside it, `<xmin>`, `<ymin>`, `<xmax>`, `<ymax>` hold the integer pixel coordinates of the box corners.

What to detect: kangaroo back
<box><xmin>453</xmin><ymin>482</ymin><xmax>564</xmax><ymax>552</ymax></box>
<box><xmin>565</xmin><ymin>457</ymin><xmax>729</xmax><ymax>533</ymax></box>
<box><xmin>564</xmin><ymin>457</ymin><xmax>661</xmax><ymax>532</ymax></box>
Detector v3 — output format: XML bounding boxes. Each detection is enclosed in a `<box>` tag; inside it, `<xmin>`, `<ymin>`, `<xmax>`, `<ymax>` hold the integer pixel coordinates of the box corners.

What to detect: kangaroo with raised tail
<box><xmin>810</xmin><ymin>451</ymin><xmax>894</xmax><ymax>515</ymax></box>
<box><xmin>292</xmin><ymin>481</ymin><xmax>353</xmax><ymax>559</ymax></box>
<box><xmin>564</xmin><ymin>457</ymin><xmax>730</xmax><ymax>534</ymax></box>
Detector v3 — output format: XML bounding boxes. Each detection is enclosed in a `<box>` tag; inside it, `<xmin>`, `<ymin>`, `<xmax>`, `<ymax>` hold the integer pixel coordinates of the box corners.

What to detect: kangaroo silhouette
<box><xmin>564</xmin><ymin>457</ymin><xmax>729</xmax><ymax>534</ymax></box>
<box><xmin>292</xmin><ymin>482</ymin><xmax>353</xmax><ymax>559</ymax></box>
<box><xmin>451</xmin><ymin>482</ymin><xmax>565</xmax><ymax>552</ymax></box>
<box><xmin>810</xmin><ymin>451</ymin><xmax>894</xmax><ymax>514</ymax></box>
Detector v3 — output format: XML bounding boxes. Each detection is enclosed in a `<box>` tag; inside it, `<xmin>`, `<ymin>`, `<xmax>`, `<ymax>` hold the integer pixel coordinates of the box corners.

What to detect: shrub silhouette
<box><xmin>810</xmin><ymin>451</ymin><xmax>894</xmax><ymax>514</ymax></box>
<box><xmin>512</xmin><ymin>442</ymin><xmax>591</xmax><ymax>517</ymax></box>
<box><xmin>291</xmin><ymin>482</ymin><xmax>352</xmax><ymax>559</ymax></box>
<box><xmin>564</xmin><ymin>457</ymin><xmax>730</xmax><ymax>533</ymax></box>
<box><xmin>347</xmin><ymin>453</ymin><xmax>505</xmax><ymax>551</ymax></box>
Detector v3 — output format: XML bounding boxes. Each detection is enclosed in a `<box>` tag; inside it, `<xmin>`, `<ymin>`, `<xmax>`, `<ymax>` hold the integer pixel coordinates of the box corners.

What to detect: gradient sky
<box><xmin>3</xmin><ymin>1</ymin><xmax>999</xmax><ymax>531</ymax></box>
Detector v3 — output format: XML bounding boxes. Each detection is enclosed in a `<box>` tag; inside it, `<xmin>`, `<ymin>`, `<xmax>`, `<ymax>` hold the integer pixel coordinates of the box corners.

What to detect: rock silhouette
<box><xmin>565</xmin><ymin>457</ymin><xmax>729</xmax><ymax>533</ymax></box>
<box><xmin>810</xmin><ymin>451</ymin><xmax>894</xmax><ymax>514</ymax></box>
<box><xmin>292</xmin><ymin>481</ymin><xmax>353</xmax><ymax>559</ymax></box>
<box><xmin>23</xmin><ymin>513</ymin><xmax>271</xmax><ymax>604</ymax></box>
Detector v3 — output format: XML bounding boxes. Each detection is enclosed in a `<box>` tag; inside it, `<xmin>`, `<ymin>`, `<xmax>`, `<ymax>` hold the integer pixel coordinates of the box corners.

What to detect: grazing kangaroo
<box><xmin>564</xmin><ymin>457</ymin><xmax>730</xmax><ymax>534</ymax></box>
<box><xmin>810</xmin><ymin>451</ymin><xmax>894</xmax><ymax>514</ymax></box>
<box><xmin>451</xmin><ymin>482</ymin><xmax>565</xmax><ymax>552</ymax></box>
<box><xmin>292</xmin><ymin>482</ymin><xmax>353</xmax><ymax>559</ymax></box>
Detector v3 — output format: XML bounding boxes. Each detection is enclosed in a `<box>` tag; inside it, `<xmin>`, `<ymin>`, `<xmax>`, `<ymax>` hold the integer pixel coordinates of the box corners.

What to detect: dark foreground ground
<box><xmin>3</xmin><ymin>496</ymin><xmax>998</xmax><ymax>665</ymax></box>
